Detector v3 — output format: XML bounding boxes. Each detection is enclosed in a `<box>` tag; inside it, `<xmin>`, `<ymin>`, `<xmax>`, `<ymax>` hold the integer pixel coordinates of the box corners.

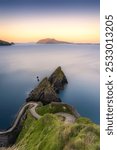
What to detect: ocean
<box><xmin>0</xmin><ymin>44</ymin><xmax>100</xmax><ymax>129</ymax></box>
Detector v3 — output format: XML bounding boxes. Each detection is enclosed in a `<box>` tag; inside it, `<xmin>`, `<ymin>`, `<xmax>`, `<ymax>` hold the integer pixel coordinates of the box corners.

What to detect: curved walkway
<box><xmin>55</xmin><ymin>112</ymin><xmax>76</xmax><ymax>124</ymax></box>
<box><xmin>0</xmin><ymin>102</ymin><xmax>40</xmax><ymax>135</ymax></box>
<box><xmin>29</xmin><ymin>103</ymin><xmax>41</xmax><ymax>119</ymax></box>
<box><xmin>0</xmin><ymin>102</ymin><xmax>76</xmax><ymax>135</ymax></box>
<box><xmin>0</xmin><ymin>101</ymin><xmax>77</xmax><ymax>148</ymax></box>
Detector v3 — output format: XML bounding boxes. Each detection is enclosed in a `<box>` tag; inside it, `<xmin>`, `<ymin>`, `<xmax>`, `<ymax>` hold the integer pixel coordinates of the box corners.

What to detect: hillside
<box><xmin>37</xmin><ymin>38</ymin><xmax>71</xmax><ymax>44</ymax></box>
<box><xmin>6</xmin><ymin>103</ymin><xmax>99</xmax><ymax>150</ymax></box>
<box><xmin>0</xmin><ymin>40</ymin><xmax>14</xmax><ymax>46</ymax></box>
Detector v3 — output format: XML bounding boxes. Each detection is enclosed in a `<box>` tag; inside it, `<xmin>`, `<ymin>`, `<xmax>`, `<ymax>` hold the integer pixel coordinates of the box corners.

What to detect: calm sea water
<box><xmin>0</xmin><ymin>44</ymin><xmax>100</xmax><ymax>129</ymax></box>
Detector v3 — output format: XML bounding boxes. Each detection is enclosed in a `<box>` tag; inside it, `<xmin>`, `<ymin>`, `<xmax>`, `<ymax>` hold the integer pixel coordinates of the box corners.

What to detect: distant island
<box><xmin>37</xmin><ymin>38</ymin><xmax>72</xmax><ymax>44</ymax></box>
<box><xmin>0</xmin><ymin>40</ymin><xmax>14</xmax><ymax>46</ymax></box>
<box><xmin>36</xmin><ymin>38</ymin><xmax>99</xmax><ymax>45</ymax></box>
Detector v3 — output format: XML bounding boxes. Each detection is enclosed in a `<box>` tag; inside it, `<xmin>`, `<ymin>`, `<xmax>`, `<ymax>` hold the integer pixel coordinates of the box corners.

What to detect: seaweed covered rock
<box><xmin>49</xmin><ymin>66</ymin><xmax>68</xmax><ymax>93</ymax></box>
<box><xmin>26</xmin><ymin>78</ymin><xmax>61</xmax><ymax>104</ymax></box>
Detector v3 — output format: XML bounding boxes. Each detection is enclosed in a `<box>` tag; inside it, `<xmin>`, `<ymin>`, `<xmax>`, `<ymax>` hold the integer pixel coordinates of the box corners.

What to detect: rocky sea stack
<box><xmin>49</xmin><ymin>66</ymin><xmax>68</xmax><ymax>93</ymax></box>
<box><xmin>26</xmin><ymin>67</ymin><xmax>68</xmax><ymax>104</ymax></box>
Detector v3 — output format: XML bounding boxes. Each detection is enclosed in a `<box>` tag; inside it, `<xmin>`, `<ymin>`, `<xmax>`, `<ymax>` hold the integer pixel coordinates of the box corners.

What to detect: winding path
<box><xmin>29</xmin><ymin>103</ymin><xmax>40</xmax><ymax>119</ymax></box>
<box><xmin>0</xmin><ymin>102</ymin><xmax>41</xmax><ymax>147</ymax></box>
<box><xmin>55</xmin><ymin>112</ymin><xmax>76</xmax><ymax>124</ymax></box>
<box><xmin>0</xmin><ymin>102</ymin><xmax>76</xmax><ymax>135</ymax></box>
<box><xmin>0</xmin><ymin>102</ymin><xmax>40</xmax><ymax>135</ymax></box>
<box><xmin>0</xmin><ymin>102</ymin><xmax>77</xmax><ymax>147</ymax></box>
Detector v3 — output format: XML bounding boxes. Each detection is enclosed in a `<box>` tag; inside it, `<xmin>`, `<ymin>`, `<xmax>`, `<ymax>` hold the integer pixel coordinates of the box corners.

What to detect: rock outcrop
<box><xmin>37</xmin><ymin>38</ymin><xmax>71</xmax><ymax>44</ymax></box>
<box><xmin>0</xmin><ymin>40</ymin><xmax>14</xmax><ymax>46</ymax></box>
<box><xmin>49</xmin><ymin>66</ymin><xmax>68</xmax><ymax>93</ymax></box>
<box><xmin>26</xmin><ymin>78</ymin><xmax>61</xmax><ymax>104</ymax></box>
<box><xmin>26</xmin><ymin>67</ymin><xmax>68</xmax><ymax>104</ymax></box>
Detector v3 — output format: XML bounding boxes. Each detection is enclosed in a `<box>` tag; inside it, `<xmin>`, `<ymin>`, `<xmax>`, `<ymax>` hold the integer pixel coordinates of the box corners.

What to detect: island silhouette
<box><xmin>37</xmin><ymin>38</ymin><xmax>72</xmax><ymax>44</ymax></box>
<box><xmin>0</xmin><ymin>40</ymin><xmax>14</xmax><ymax>46</ymax></box>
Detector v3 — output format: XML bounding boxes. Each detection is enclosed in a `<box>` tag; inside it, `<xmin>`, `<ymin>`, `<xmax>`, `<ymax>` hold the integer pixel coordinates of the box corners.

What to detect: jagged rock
<box><xmin>26</xmin><ymin>78</ymin><xmax>61</xmax><ymax>104</ymax></box>
<box><xmin>49</xmin><ymin>66</ymin><xmax>68</xmax><ymax>93</ymax></box>
<box><xmin>26</xmin><ymin>67</ymin><xmax>68</xmax><ymax>104</ymax></box>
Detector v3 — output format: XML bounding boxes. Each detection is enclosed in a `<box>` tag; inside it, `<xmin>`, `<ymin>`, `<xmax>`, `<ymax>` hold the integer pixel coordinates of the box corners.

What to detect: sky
<box><xmin>0</xmin><ymin>0</ymin><xmax>100</xmax><ymax>43</ymax></box>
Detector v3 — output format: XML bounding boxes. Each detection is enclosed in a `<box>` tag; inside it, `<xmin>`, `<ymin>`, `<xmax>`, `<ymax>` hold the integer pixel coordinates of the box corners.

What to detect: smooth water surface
<box><xmin>0</xmin><ymin>44</ymin><xmax>100</xmax><ymax>129</ymax></box>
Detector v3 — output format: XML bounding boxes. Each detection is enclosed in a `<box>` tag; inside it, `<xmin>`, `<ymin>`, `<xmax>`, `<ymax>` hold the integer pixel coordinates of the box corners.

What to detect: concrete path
<box><xmin>0</xmin><ymin>101</ymin><xmax>77</xmax><ymax>148</ymax></box>
<box><xmin>0</xmin><ymin>102</ymin><xmax>40</xmax><ymax>135</ymax></box>
<box><xmin>0</xmin><ymin>101</ymin><xmax>77</xmax><ymax>135</ymax></box>
<box><xmin>0</xmin><ymin>102</ymin><xmax>76</xmax><ymax>135</ymax></box>
<box><xmin>29</xmin><ymin>103</ymin><xmax>41</xmax><ymax>119</ymax></box>
<box><xmin>55</xmin><ymin>112</ymin><xmax>76</xmax><ymax>124</ymax></box>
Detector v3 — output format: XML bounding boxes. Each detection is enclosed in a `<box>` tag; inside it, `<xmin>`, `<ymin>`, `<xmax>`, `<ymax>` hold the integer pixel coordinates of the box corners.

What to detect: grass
<box><xmin>16</xmin><ymin>111</ymin><xmax>36</xmax><ymax>143</ymax></box>
<box><xmin>36</xmin><ymin>102</ymin><xmax>75</xmax><ymax>116</ymax></box>
<box><xmin>14</xmin><ymin>112</ymin><xmax>99</xmax><ymax>150</ymax></box>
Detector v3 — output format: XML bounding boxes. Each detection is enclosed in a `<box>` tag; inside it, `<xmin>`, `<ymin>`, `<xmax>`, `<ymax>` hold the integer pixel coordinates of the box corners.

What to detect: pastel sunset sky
<box><xmin>0</xmin><ymin>0</ymin><xmax>100</xmax><ymax>43</ymax></box>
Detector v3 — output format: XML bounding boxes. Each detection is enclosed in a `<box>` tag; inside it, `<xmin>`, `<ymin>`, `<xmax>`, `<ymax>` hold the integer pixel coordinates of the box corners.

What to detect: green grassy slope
<box><xmin>15</xmin><ymin>111</ymin><xmax>99</xmax><ymax>150</ymax></box>
<box><xmin>36</xmin><ymin>103</ymin><xmax>75</xmax><ymax>116</ymax></box>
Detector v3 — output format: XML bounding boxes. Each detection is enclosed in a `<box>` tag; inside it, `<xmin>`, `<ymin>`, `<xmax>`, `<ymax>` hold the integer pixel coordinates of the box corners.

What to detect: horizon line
<box><xmin>13</xmin><ymin>42</ymin><xmax>100</xmax><ymax>44</ymax></box>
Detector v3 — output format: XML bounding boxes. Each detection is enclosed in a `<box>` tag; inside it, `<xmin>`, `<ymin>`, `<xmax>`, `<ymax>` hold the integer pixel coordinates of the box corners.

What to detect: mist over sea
<box><xmin>0</xmin><ymin>44</ymin><xmax>100</xmax><ymax>129</ymax></box>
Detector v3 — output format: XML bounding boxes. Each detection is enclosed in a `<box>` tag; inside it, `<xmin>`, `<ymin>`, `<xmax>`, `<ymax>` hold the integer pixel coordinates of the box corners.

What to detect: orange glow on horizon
<box><xmin>0</xmin><ymin>15</ymin><xmax>99</xmax><ymax>43</ymax></box>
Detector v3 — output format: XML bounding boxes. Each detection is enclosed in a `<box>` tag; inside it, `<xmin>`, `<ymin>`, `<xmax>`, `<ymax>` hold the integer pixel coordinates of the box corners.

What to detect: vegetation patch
<box><xmin>36</xmin><ymin>102</ymin><xmax>74</xmax><ymax>116</ymax></box>
<box><xmin>14</xmin><ymin>113</ymin><xmax>99</xmax><ymax>150</ymax></box>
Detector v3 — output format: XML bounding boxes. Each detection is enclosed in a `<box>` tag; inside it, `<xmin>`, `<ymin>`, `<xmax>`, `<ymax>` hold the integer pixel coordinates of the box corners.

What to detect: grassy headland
<box><xmin>15</xmin><ymin>109</ymin><xmax>99</xmax><ymax>150</ymax></box>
